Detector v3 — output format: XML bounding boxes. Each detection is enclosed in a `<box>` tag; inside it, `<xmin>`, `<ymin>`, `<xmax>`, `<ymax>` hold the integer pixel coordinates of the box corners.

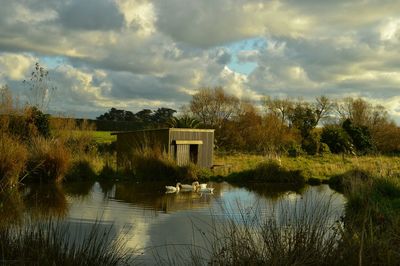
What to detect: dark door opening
<box><xmin>189</xmin><ymin>145</ymin><xmax>198</xmax><ymax>164</ymax></box>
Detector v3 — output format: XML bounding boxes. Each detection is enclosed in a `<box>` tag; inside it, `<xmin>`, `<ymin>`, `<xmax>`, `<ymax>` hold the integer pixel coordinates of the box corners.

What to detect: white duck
<box><xmin>197</xmin><ymin>187</ymin><xmax>214</xmax><ymax>193</ymax></box>
<box><xmin>165</xmin><ymin>183</ymin><xmax>181</xmax><ymax>193</ymax></box>
<box><xmin>180</xmin><ymin>181</ymin><xmax>199</xmax><ymax>191</ymax></box>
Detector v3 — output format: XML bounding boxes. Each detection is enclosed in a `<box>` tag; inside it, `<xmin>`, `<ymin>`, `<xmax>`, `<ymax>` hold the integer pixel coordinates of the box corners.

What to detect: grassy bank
<box><xmin>213</xmin><ymin>153</ymin><xmax>400</xmax><ymax>183</ymax></box>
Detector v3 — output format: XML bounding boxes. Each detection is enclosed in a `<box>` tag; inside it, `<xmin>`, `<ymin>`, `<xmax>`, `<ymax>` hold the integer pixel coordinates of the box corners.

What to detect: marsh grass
<box><xmin>27</xmin><ymin>137</ymin><xmax>71</xmax><ymax>183</ymax></box>
<box><xmin>0</xmin><ymin>219</ymin><xmax>132</xmax><ymax>266</ymax></box>
<box><xmin>0</xmin><ymin>133</ymin><xmax>27</xmax><ymax>190</ymax></box>
<box><xmin>328</xmin><ymin>169</ymin><xmax>400</xmax><ymax>265</ymax></box>
<box><xmin>129</xmin><ymin>147</ymin><xmax>202</xmax><ymax>182</ymax></box>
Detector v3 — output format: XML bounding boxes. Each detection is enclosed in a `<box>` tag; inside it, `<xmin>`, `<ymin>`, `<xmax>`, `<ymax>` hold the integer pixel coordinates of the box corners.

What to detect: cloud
<box><xmin>0</xmin><ymin>0</ymin><xmax>399</xmax><ymax>122</ymax></box>
<box><xmin>57</xmin><ymin>0</ymin><xmax>124</xmax><ymax>31</ymax></box>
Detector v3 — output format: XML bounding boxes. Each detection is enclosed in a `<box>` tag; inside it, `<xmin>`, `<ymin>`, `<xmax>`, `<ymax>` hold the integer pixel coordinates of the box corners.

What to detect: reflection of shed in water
<box><xmin>112</xmin><ymin>128</ymin><xmax>214</xmax><ymax>169</ymax></box>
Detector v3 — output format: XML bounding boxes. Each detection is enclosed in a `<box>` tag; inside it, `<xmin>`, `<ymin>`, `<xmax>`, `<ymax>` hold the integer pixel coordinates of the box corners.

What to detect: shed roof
<box><xmin>111</xmin><ymin>128</ymin><xmax>214</xmax><ymax>135</ymax></box>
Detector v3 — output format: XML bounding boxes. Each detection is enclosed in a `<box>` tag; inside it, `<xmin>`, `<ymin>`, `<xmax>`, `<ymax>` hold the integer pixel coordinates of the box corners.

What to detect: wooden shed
<box><xmin>111</xmin><ymin>128</ymin><xmax>214</xmax><ymax>169</ymax></box>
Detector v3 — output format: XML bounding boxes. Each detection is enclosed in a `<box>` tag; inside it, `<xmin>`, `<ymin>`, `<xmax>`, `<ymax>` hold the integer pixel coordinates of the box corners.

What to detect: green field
<box><xmin>91</xmin><ymin>131</ymin><xmax>116</xmax><ymax>144</ymax></box>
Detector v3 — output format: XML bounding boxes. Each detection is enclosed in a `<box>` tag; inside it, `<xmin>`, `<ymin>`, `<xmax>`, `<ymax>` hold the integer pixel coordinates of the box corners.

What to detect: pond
<box><xmin>2</xmin><ymin>181</ymin><xmax>345</xmax><ymax>264</ymax></box>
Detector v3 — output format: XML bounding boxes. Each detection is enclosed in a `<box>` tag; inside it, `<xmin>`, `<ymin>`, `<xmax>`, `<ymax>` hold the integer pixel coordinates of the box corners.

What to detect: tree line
<box><xmin>98</xmin><ymin>86</ymin><xmax>400</xmax><ymax>155</ymax></box>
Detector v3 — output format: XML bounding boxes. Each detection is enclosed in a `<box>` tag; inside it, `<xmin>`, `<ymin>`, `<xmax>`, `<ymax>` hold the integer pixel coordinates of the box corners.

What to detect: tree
<box><xmin>263</xmin><ymin>96</ymin><xmax>294</xmax><ymax>125</ymax></box>
<box><xmin>342</xmin><ymin>119</ymin><xmax>374</xmax><ymax>154</ymax></box>
<box><xmin>190</xmin><ymin>87</ymin><xmax>240</xmax><ymax>129</ymax></box>
<box><xmin>23</xmin><ymin>62</ymin><xmax>56</xmax><ymax>112</ymax></box>
<box><xmin>289</xmin><ymin>103</ymin><xmax>319</xmax><ymax>154</ymax></box>
<box><xmin>314</xmin><ymin>96</ymin><xmax>334</xmax><ymax>125</ymax></box>
<box><xmin>167</xmin><ymin>116</ymin><xmax>201</xmax><ymax>128</ymax></box>
<box><xmin>335</xmin><ymin>97</ymin><xmax>371</xmax><ymax>127</ymax></box>
<box><xmin>321</xmin><ymin>125</ymin><xmax>352</xmax><ymax>154</ymax></box>
<box><xmin>151</xmin><ymin>108</ymin><xmax>176</xmax><ymax>125</ymax></box>
<box><xmin>96</xmin><ymin>107</ymin><xmax>135</xmax><ymax>121</ymax></box>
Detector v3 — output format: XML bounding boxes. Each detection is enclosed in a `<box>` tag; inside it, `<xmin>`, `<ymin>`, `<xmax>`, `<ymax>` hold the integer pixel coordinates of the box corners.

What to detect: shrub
<box><xmin>0</xmin><ymin>133</ymin><xmax>27</xmax><ymax>189</ymax></box>
<box><xmin>27</xmin><ymin>137</ymin><xmax>71</xmax><ymax>183</ymax></box>
<box><xmin>287</xmin><ymin>144</ymin><xmax>303</xmax><ymax>157</ymax></box>
<box><xmin>229</xmin><ymin>159</ymin><xmax>305</xmax><ymax>185</ymax></box>
<box><xmin>321</xmin><ymin>125</ymin><xmax>352</xmax><ymax>154</ymax></box>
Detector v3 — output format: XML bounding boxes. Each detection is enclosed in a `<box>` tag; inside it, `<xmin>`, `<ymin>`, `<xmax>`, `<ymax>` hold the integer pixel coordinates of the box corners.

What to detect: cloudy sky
<box><xmin>0</xmin><ymin>0</ymin><xmax>400</xmax><ymax>121</ymax></box>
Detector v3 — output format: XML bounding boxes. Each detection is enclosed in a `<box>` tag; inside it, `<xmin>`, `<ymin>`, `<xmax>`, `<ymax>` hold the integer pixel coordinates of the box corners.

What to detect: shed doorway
<box><xmin>189</xmin><ymin>144</ymin><xmax>199</xmax><ymax>164</ymax></box>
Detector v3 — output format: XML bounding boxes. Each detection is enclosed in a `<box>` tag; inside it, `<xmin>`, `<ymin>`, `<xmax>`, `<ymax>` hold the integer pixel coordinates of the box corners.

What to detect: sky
<box><xmin>0</xmin><ymin>0</ymin><xmax>400</xmax><ymax>121</ymax></box>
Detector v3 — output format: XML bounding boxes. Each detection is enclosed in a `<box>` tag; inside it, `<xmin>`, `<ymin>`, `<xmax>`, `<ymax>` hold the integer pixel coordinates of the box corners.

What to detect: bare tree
<box><xmin>190</xmin><ymin>87</ymin><xmax>240</xmax><ymax>129</ymax></box>
<box><xmin>314</xmin><ymin>95</ymin><xmax>335</xmax><ymax>125</ymax></box>
<box><xmin>263</xmin><ymin>96</ymin><xmax>294</xmax><ymax>125</ymax></box>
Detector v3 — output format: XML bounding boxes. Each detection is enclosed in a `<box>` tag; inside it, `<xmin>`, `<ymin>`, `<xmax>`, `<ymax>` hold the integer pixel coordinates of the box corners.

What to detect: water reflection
<box><xmin>0</xmin><ymin>189</ymin><xmax>24</xmax><ymax>226</ymax></box>
<box><xmin>1</xmin><ymin>181</ymin><xmax>345</xmax><ymax>264</ymax></box>
<box><xmin>23</xmin><ymin>183</ymin><xmax>68</xmax><ymax>219</ymax></box>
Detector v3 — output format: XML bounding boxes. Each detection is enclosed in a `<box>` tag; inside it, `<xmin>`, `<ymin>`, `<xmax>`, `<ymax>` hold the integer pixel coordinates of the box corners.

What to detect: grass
<box><xmin>0</xmin><ymin>133</ymin><xmax>27</xmax><ymax>190</ymax></box>
<box><xmin>213</xmin><ymin>152</ymin><xmax>400</xmax><ymax>182</ymax></box>
<box><xmin>127</xmin><ymin>147</ymin><xmax>203</xmax><ymax>182</ymax></box>
<box><xmin>0</xmin><ymin>219</ymin><xmax>132</xmax><ymax>265</ymax></box>
<box><xmin>27</xmin><ymin>137</ymin><xmax>71</xmax><ymax>183</ymax></box>
<box><xmin>227</xmin><ymin>159</ymin><xmax>305</xmax><ymax>185</ymax></box>
<box><xmin>91</xmin><ymin>131</ymin><xmax>116</xmax><ymax>144</ymax></box>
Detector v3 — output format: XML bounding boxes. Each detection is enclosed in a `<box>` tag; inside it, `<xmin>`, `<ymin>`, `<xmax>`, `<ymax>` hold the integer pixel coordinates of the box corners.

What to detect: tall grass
<box><xmin>0</xmin><ymin>219</ymin><xmax>132</xmax><ymax>265</ymax></box>
<box><xmin>128</xmin><ymin>147</ymin><xmax>202</xmax><ymax>182</ymax></box>
<box><xmin>328</xmin><ymin>169</ymin><xmax>400</xmax><ymax>264</ymax></box>
<box><xmin>27</xmin><ymin>137</ymin><xmax>71</xmax><ymax>183</ymax></box>
<box><xmin>0</xmin><ymin>133</ymin><xmax>28</xmax><ymax>190</ymax></box>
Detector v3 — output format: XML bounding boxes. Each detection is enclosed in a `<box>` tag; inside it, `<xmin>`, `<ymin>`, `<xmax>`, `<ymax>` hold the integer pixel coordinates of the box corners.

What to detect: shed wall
<box><xmin>169</xmin><ymin>130</ymin><xmax>214</xmax><ymax>168</ymax></box>
<box><xmin>115</xmin><ymin>129</ymin><xmax>214</xmax><ymax>170</ymax></box>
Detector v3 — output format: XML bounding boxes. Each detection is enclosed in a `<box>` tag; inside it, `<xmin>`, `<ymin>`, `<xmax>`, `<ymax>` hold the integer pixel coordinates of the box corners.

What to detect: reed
<box><xmin>129</xmin><ymin>147</ymin><xmax>203</xmax><ymax>182</ymax></box>
<box><xmin>0</xmin><ymin>133</ymin><xmax>28</xmax><ymax>190</ymax></box>
<box><xmin>27</xmin><ymin>137</ymin><xmax>71</xmax><ymax>183</ymax></box>
<box><xmin>0</xmin><ymin>219</ymin><xmax>132</xmax><ymax>265</ymax></box>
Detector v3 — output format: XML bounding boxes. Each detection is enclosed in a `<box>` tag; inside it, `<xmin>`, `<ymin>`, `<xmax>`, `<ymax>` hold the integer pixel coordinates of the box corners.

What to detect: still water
<box><xmin>5</xmin><ymin>181</ymin><xmax>345</xmax><ymax>264</ymax></box>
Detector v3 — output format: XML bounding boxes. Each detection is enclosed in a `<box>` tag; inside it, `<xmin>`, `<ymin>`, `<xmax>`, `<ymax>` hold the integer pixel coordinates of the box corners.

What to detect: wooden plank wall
<box><xmin>169</xmin><ymin>130</ymin><xmax>214</xmax><ymax>168</ymax></box>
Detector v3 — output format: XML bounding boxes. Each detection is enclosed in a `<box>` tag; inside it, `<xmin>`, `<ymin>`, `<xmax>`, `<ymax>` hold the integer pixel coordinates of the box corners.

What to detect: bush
<box><xmin>287</xmin><ymin>144</ymin><xmax>303</xmax><ymax>157</ymax></box>
<box><xmin>229</xmin><ymin>159</ymin><xmax>305</xmax><ymax>185</ymax></box>
<box><xmin>321</xmin><ymin>125</ymin><xmax>352</xmax><ymax>154</ymax></box>
<box><xmin>27</xmin><ymin>137</ymin><xmax>71</xmax><ymax>183</ymax></box>
<box><xmin>0</xmin><ymin>133</ymin><xmax>27</xmax><ymax>189</ymax></box>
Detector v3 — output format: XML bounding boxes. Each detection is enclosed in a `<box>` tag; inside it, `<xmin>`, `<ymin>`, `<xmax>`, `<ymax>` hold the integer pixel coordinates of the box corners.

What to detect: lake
<box><xmin>3</xmin><ymin>181</ymin><xmax>345</xmax><ymax>264</ymax></box>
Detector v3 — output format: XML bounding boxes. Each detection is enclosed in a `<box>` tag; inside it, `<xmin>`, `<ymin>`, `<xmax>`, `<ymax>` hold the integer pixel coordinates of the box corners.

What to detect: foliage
<box><xmin>96</xmin><ymin>107</ymin><xmax>176</xmax><ymax>128</ymax></box>
<box><xmin>190</xmin><ymin>86</ymin><xmax>240</xmax><ymax>129</ymax></box>
<box><xmin>301</xmin><ymin>131</ymin><xmax>320</xmax><ymax>155</ymax></box>
<box><xmin>167</xmin><ymin>115</ymin><xmax>201</xmax><ymax>128</ymax></box>
<box><xmin>263</xmin><ymin>96</ymin><xmax>293</xmax><ymax>125</ymax></box>
<box><xmin>321</xmin><ymin>125</ymin><xmax>352</xmax><ymax>154</ymax></box>
<box><xmin>228</xmin><ymin>159</ymin><xmax>305</xmax><ymax>184</ymax></box>
<box><xmin>342</xmin><ymin>119</ymin><xmax>374</xmax><ymax>154</ymax></box>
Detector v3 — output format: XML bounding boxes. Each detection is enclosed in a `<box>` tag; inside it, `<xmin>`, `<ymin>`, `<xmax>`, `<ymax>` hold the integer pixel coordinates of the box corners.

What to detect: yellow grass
<box><xmin>214</xmin><ymin>153</ymin><xmax>400</xmax><ymax>180</ymax></box>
